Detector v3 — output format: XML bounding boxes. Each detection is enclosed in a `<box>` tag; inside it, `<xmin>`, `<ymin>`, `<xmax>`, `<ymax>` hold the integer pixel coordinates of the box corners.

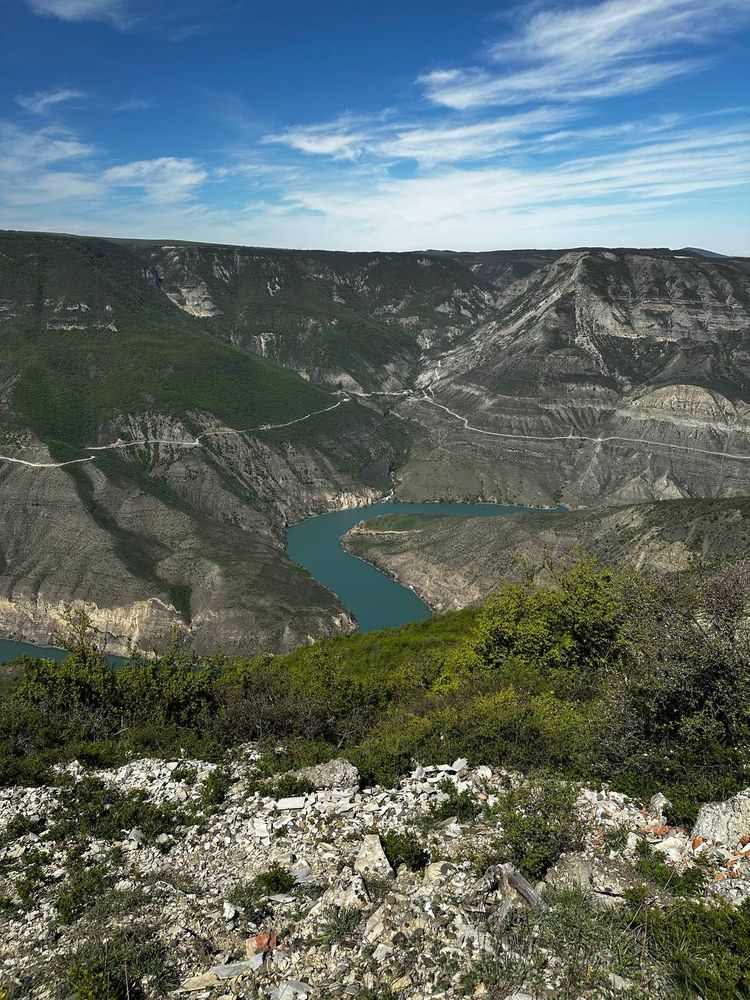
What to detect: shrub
<box><xmin>54</xmin><ymin>922</ymin><xmax>175</xmax><ymax>1000</ymax></box>
<box><xmin>428</xmin><ymin>779</ymin><xmax>481</xmax><ymax>823</ymax></box>
<box><xmin>483</xmin><ymin>778</ymin><xmax>585</xmax><ymax>881</ymax></box>
<box><xmin>629</xmin><ymin>896</ymin><xmax>750</xmax><ymax>999</ymax></box>
<box><xmin>315</xmin><ymin>906</ymin><xmax>362</xmax><ymax>946</ymax></box>
<box><xmin>380</xmin><ymin>830</ymin><xmax>429</xmax><ymax>872</ymax></box>
<box><xmin>247</xmin><ymin>773</ymin><xmax>315</xmax><ymax>799</ymax></box>
<box><xmin>199</xmin><ymin>768</ymin><xmax>233</xmax><ymax>810</ymax></box>
<box><xmin>53</xmin><ymin>862</ymin><xmax>115</xmax><ymax>925</ymax></box>
<box><xmin>227</xmin><ymin>863</ymin><xmax>296</xmax><ymax>923</ymax></box>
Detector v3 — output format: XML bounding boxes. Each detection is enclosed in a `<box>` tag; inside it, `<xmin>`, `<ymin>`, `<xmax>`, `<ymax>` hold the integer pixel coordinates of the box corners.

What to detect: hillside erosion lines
<box><xmin>417</xmin><ymin>394</ymin><xmax>750</xmax><ymax>462</ymax></box>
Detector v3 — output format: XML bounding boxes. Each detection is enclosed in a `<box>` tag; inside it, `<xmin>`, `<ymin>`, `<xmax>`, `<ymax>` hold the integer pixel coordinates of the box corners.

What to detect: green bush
<box><xmin>428</xmin><ymin>779</ymin><xmax>481</xmax><ymax>823</ymax></box>
<box><xmin>48</xmin><ymin>778</ymin><xmax>182</xmax><ymax>844</ymax></box>
<box><xmin>247</xmin><ymin>772</ymin><xmax>315</xmax><ymax>799</ymax></box>
<box><xmin>483</xmin><ymin>778</ymin><xmax>585</xmax><ymax>881</ymax></box>
<box><xmin>227</xmin><ymin>863</ymin><xmax>296</xmax><ymax>922</ymax></box>
<box><xmin>380</xmin><ymin>830</ymin><xmax>429</xmax><ymax>872</ymax></box>
<box><xmin>629</xmin><ymin>897</ymin><xmax>750</xmax><ymax>999</ymax></box>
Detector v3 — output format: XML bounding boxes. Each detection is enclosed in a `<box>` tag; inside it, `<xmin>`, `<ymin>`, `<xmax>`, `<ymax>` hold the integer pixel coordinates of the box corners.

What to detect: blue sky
<box><xmin>1</xmin><ymin>0</ymin><xmax>749</xmax><ymax>251</ymax></box>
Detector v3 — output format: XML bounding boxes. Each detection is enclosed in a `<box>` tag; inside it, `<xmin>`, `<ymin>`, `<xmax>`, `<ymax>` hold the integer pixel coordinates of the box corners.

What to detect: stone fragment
<box><xmin>649</xmin><ymin>792</ymin><xmax>672</xmax><ymax>815</ymax></box>
<box><xmin>692</xmin><ymin>789</ymin><xmax>750</xmax><ymax>847</ymax></box>
<box><xmin>245</xmin><ymin>931</ymin><xmax>277</xmax><ymax>956</ymax></box>
<box><xmin>274</xmin><ymin>981</ymin><xmax>311</xmax><ymax>999</ymax></box>
<box><xmin>180</xmin><ymin>972</ymin><xmax>222</xmax><ymax>990</ymax></box>
<box><xmin>293</xmin><ymin>758</ymin><xmax>360</xmax><ymax>789</ymax></box>
<box><xmin>209</xmin><ymin>959</ymin><xmax>257</xmax><ymax>980</ymax></box>
<box><xmin>354</xmin><ymin>834</ymin><xmax>395</xmax><ymax>880</ymax></box>
<box><xmin>276</xmin><ymin>796</ymin><xmax>307</xmax><ymax>811</ymax></box>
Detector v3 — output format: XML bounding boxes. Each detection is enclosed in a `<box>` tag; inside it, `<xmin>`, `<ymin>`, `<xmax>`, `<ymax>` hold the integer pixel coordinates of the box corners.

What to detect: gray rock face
<box><xmin>293</xmin><ymin>758</ymin><xmax>360</xmax><ymax>789</ymax></box>
<box><xmin>692</xmin><ymin>789</ymin><xmax>750</xmax><ymax>846</ymax></box>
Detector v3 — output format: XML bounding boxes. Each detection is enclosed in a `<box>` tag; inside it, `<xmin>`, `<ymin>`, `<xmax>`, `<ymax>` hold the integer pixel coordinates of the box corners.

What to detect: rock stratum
<box><xmin>0</xmin><ymin>231</ymin><xmax>749</xmax><ymax>651</ymax></box>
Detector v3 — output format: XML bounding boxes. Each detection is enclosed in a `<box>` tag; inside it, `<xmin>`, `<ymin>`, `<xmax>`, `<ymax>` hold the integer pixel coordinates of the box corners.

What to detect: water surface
<box><xmin>287</xmin><ymin>501</ymin><xmax>557</xmax><ymax>633</ymax></box>
<box><xmin>0</xmin><ymin>500</ymin><xmax>561</xmax><ymax>660</ymax></box>
<box><xmin>0</xmin><ymin>638</ymin><xmax>68</xmax><ymax>665</ymax></box>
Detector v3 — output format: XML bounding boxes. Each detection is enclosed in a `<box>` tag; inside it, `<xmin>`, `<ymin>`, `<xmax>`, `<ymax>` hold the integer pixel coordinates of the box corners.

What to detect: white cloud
<box><xmin>15</xmin><ymin>87</ymin><xmax>86</xmax><ymax>115</ymax></box>
<box><xmin>264</xmin><ymin>114</ymin><xmax>386</xmax><ymax>161</ymax></box>
<box><xmin>0</xmin><ymin>121</ymin><xmax>94</xmax><ymax>174</ymax></box>
<box><xmin>265</xmin><ymin>107</ymin><xmax>582</xmax><ymax>166</ymax></box>
<box><xmin>103</xmin><ymin>157</ymin><xmax>208</xmax><ymax>202</ymax></box>
<box><xmin>421</xmin><ymin>0</ymin><xmax>750</xmax><ymax>109</ymax></box>
<box><xmin>24</xmin><ymin>0</ymin><xmax>131</xmax><ymax>27</ymax></box>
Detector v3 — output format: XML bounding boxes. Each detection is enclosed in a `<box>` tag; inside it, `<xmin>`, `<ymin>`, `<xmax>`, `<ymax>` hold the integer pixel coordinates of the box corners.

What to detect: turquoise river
<box><xmin>0</xmin><ymin>501</ymin><xmax>560</xmax><ymax>662</ymax></box>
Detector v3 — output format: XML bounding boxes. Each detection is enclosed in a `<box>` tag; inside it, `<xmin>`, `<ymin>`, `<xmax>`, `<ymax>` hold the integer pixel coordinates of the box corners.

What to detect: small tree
<box><xmin>53</xmin><ymin>605</ymin><xmax>105</xmax><ymax>666</ymax></box>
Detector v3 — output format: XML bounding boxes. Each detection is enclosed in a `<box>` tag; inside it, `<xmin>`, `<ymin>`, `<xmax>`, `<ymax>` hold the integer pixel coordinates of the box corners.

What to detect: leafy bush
<box><xmin>380</xmin><ymin>830</ymin><xmax>429</xmax><ymax>872</ymax></box>
<box><xmin>247</xmin><ymin>772</ymin><xmax>315</xmax><ymax>799</ymax></box>
<box><xmin>428</xmin><ymin>779</ymin><xmax>481</xmax><ymax>823</ymax></box>
<box><xmin>483</xmin><ymin>778</ymin><xmax>585</xmax><ymax>881</ymax></box>
<box><xmin>226</xmin><ymin>863</ymin><xmax>296</xmax><ymax>922</ymax></box>
<box><xmin>199</xmin><ymin>767</ymin><xmax>233</xmax><ymax>810</ymax></box>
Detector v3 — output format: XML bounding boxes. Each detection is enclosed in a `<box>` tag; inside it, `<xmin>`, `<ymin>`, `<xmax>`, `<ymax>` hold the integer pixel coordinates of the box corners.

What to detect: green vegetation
<box><xmin>48</xmin><ymin>777</ymin><xmax>183</xmax><ymax>844</ymax></box>
<box><xmin>2</xmin><ymin>557</ymin><xmax>750</xmax><ymax>997</ymax></box>
<box><xmin>1</xmin><ymin>560</ymin><xmax>748</xmax><ymax>828</ymax></box>
<box><xmin>380</xmin><ymin>829</ymin><xmax>430</xmax><ymax>872</ymax></box>
<box><xmin>226</xmin><ymin>864</ymin><xmax>296</xmax><ymax>924</ymax></box>
<box><xmin>480</xmin><ymin>778</ymin><xmax>586</xmax><ymax>881</ymax></box>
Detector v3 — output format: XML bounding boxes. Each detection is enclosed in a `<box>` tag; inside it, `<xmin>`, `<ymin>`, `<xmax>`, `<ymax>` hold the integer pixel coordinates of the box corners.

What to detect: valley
<box><xmin>0</xmin><ymin>231</ymin><xmax>749</xmax><ymax>654</ymax></box>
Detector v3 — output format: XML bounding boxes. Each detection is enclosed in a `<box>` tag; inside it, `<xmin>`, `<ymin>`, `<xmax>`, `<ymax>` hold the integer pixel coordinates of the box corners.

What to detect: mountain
<box><xmin>343</xmin><ymin>495</ymin><xmax>750</xmax><ymax>612</ymax></box>
<box><xmin>0</xmin><ymin>230</ymin><xmax>749</xmax><ymax>652</ymax></box>
<box><xmin>0</xmin><ymin>231</ymin><xmax>406</xmax><ymax>654</ymax></box>
<box><xmin>677</xmin><ymin>247</ymin><xmax>731</xmax><ymax>259</ymax></box>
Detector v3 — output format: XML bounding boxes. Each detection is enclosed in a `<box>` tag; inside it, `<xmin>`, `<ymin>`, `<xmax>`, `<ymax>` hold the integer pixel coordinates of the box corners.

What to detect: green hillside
<box><xmin>0</xmin><ymin>231</ymin><xmax>338</xmax><ymax>456</ymax></box>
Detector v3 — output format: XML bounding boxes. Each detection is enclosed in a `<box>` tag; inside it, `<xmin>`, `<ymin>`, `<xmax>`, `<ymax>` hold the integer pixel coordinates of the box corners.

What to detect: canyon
<box><xmin>0</xmin><ymin>231</ymin><xmax>748</xmax><ymax>653</ymax></box>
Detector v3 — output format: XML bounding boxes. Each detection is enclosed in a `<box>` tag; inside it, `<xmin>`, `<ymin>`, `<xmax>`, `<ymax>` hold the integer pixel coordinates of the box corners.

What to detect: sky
<box><xmin>1</xmin><ymin>0</ymin><xmax>749</xmax><ymax>252</ymax></box>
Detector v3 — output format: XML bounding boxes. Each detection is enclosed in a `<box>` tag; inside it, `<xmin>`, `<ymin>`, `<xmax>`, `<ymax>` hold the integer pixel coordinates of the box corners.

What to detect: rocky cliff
<box><xmin>344</xmin><ymin>496</ymin><xmax>750</xmax><ymax>613</ymax></box>
<box><xmin>1</xmin><ymin>231</ymin><xmax>749</xmax><ymax>652</ymax></box>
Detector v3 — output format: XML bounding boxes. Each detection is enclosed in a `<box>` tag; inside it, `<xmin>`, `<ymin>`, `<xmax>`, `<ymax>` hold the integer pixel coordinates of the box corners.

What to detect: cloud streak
<box><xmin>24</xmin><ymin>0</ymin><xmax>132</xmax><ymax>28</ymax></box>
<box><xmin>16</xmin><ymin>87</ymin><xmax>86</xmax><ymax>115</ymax></box>
<box><xmin>421</xmin><ymin>0</ymin><xmax>750</xmax><ymax>109</ymax></box>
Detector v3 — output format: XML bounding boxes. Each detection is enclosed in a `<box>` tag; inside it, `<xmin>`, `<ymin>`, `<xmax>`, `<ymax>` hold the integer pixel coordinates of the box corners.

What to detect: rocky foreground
<box><xmin>2</xmin><ymin>752</ymin><xmax>750</xmax><ymax>999</ymax></box>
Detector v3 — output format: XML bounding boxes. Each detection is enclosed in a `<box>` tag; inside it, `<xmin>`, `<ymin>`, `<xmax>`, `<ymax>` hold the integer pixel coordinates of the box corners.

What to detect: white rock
<box><xmin>692</xmin><ymin>789</ymin><xmax>750</xmax><ymax>846</ymax></box>
<box><xmin>276</xmin><ymin>796</ymin><xmax>307</xmax><ymax>811</ymax></box>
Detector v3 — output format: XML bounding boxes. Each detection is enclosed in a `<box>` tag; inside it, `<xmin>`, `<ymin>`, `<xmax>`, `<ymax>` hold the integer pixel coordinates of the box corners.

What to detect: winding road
<box><xmin>416</xmin><ymin>393</ymin><xmax>750</xmax><ymax>462</ymax></box>
<box><xmin>2</xmin><ymin>387</ymin><xmax>750</xmax><ymax>471</ymax></box>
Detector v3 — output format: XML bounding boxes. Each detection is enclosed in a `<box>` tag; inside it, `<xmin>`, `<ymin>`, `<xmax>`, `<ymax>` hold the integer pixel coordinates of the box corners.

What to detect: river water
<box><xmin>286</xmin><ymin>500</ymin><xmax>555</xmax><ymax>633</ymax></box>
<box><xmin>0</xmin><ymin>500</ymin><xmax>558</xmax><ymax>662</ymax></box>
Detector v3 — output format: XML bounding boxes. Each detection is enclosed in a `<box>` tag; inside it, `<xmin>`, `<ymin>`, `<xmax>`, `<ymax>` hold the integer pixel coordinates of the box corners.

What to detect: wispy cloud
<box><xmin>103</xmin><ymin>157</ymin><xmax>208</xmax><ymax>202</ymax></box>
<box><xmin>264</xmin><ymin>114</ymin><xmax>387</xmax><ymax>161</ymax></box>
<box><xmin>0</xmin><ymin>121</ymin><xmax>94</xmax><ymax>174</ymax></box>
<box><xmin>265</xmin><ymin>107</ymin><xmax>582</xmax><ymax>166</ymax></box>
<box><xmin>24</xmin><ymin>0</ymin><xmax>132</xmax><ymax>28</ymax></box>
<box><xmin>421</xmin><ymin>0</ymin><xmax>750</xmax><ymax>109</ymax></box>
<box><xmin>15</xmin><ymin>87</ymin><xmax>86</xmax><ymax>115</ymax></box>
